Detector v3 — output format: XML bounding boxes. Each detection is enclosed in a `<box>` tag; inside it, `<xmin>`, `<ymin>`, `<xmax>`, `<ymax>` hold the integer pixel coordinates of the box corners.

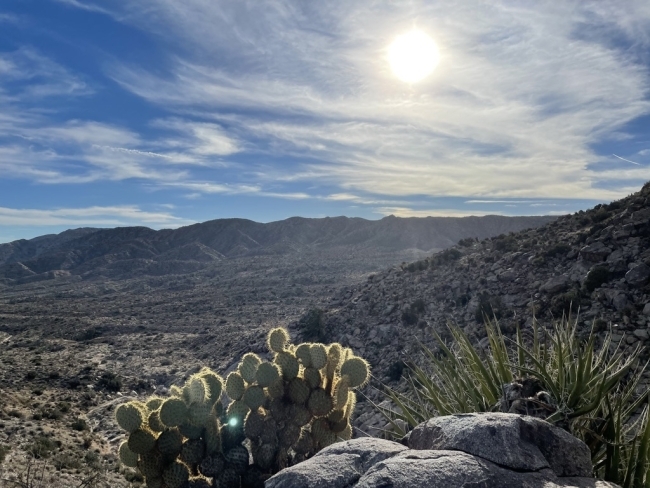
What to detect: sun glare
<box><xmin>388</xmin><ymin>29</ymin><xmax>440</xmax><ymax>83</ymax></box>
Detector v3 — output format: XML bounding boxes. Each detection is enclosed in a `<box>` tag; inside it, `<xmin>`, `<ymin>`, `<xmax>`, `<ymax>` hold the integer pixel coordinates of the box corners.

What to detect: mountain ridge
<box><xmin>0</xmin><ymin>214</ymin><xmax>555</xmax><ymax>284</ymax></box>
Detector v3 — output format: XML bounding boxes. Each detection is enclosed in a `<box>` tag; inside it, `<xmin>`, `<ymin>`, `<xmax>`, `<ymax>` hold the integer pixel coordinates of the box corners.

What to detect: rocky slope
<box><xmin>309</xmin><ymin>182</ymin><xmax>650</xmax><ymax>436</ymax></box>
<box><xmin>0</xmin><ymin>215</ymin><xmax>553</xmax><ymax>284</ymax></box>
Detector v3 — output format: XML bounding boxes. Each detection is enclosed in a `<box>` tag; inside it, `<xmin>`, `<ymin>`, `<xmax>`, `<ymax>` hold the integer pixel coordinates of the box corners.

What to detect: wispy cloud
<box><xmin>375</xmin><ymin>207</ymin><xmax>506</xmax><ymax>218</ymax></box>
<box><xmin>96</xmin><ymin>0</ymin><xmax>650</xmax><ymax>202</ymax></box>
<box><xmin>0</xmin><ymin>205</ymin><xmax>192</xmax><ymax>227</ymax></box>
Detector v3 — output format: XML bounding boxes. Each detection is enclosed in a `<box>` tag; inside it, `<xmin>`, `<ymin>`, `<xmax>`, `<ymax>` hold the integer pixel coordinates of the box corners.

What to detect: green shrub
<box><xmin>0</xmin><ymin>445</ymin><xmax>9</xmax><ymax>464</ymax></box>
<box><xmin>96</xmin><ymin>371</ymin><xmax>122</xmax><ymax>392</ymax></box>
<box><xmin>474</xmin><ymin>292</ymin><xmax>504</xmax><ymax>323</ymax></box>
<box><xmin>585</xmin><ymin>266</ymin><xmax>610</xmax><ymax>292</ymax></box>
<box><xmin>545</xmin><ymin>243</ymin><xmax>572</xmax><ymax>258</ymax></box>
<box><xmin>299</xmin><ymin>308</ymin><xmax>326</xmax><ymax>341</ymax></box>
<box><xmin>376</xmin><ymin>316</ymin><xmax>650</xmax><ymax>486</ymax></box>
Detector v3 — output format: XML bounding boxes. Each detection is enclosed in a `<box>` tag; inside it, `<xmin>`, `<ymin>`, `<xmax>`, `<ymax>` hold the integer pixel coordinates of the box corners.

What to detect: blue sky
<box><xmin>1</xmin><ymin>1</ymin><xmax>650</xmax><ymax>243</ymax></box>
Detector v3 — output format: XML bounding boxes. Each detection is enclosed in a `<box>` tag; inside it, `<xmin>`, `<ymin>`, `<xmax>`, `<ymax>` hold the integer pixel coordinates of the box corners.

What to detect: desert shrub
<box><xmin>458</xmin><ymin>237</ymin><xmax>477</xmax><ymax>247</ymax></box>
<box><xmin>95</xmin><ymin>371</ymin><xmax>122</xmax><ymax>392</ymax></box>
<box><xmin>584</xmin><ymin>266</ymin><xmax>610</xmax><ymax>292</ymax></box>
<box><xmin>550</xmin><ymin>289</ymin><xmax>581</xmax><ymax>317</ymax></box>
<box><xmin>410</xmin><ymin>299</ymin><xmax>426</xmax><ymax>315</ymax></box>
<box><xmin>405</xmin><ymin>259</ymin><xmax>428</xmax><ymax>272</ymax></box>
<box><xmin>545</xmin><ymin>243</ymin><xmax>572</xmax><ymax>258</ymax></box>
<box><xmin>26</xmin><ymin>435</ymin><xmax>57</xmax><ymax>459</ymax></box>
<box><xmin>0</xmin><ymin>445</ymin><xmax>9</xmax><ymax>464</ymax></box>
<box><xmin>493</xmin><ymin>234</ymin><xmax>518</xmax><ymax>252</ymax></box>
<box><xmin>387</xmin><ymin>360</ymin><xmax>406</xmax><ymax>381</ymax></box>
<box><xmin>401</xmin><ymin>310</ymin><xmax>418</xmax><ymax>325</ymax></box>
<box><xmin>26</xmin><ymin>371</ymin><xmax>36</xmax><ymax>380</ymax></box>
<box><xmin>299</xmin><ymin>307</ymin><xmax>326</xmax><ymax>341</ymax></box>
<box><xmin>432</xmin><ymin>248</ymin><xmax>462</xmax><ymax>265</ymax></box>
<box><xmin>71</xmin><ymin>417</ymin><xmax>88</xmax><ymax>431</ymax></box>
<box><xmin>377</xmin><ymin>316</ymin><xmax>650</xmax><ymax>486</ymax></box>
<box><xmin>590</xmin><ymin>207</ymin><xmax>612</xmax><ymax>223</ymax></box>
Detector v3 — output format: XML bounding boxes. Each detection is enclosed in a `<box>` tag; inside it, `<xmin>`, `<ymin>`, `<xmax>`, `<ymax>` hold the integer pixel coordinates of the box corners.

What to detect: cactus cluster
<box><xmin>115</xmin><ymin>327</ymin><xmax>370</xmax><ymax>487</ymax></box>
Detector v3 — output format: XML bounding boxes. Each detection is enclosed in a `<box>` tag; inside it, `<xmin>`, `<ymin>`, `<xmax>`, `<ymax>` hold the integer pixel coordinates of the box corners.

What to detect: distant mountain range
<box><xmin>0</xmin><ymin>214</ymin><xmax>555</xmax><ymax>285</ymax></box>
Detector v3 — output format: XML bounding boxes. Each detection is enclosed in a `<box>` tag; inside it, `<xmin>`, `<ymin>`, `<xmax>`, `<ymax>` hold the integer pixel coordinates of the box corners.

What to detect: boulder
<box><xmin>406</xmin><ymin>413</ymin><xmax>591</xmax><ymax>477</ymax></box>
<box><xmin>539</xmin><ymin>274</ymin><xmax>570</xmax><ymax>294</ymax></box>
<box><xmin>580</xmin><ymin>242</ymin><xmax>612</xmax><ymax>262</ymax></box>
<box><xmin>266</xmin><ymin>413</ymin><xmax>619</xmax><ymax>488</ymax></box>
<box><xmin>625</xmin><ymin>263</ymin><xmax>650</xmax><ymax>287</ymax></box>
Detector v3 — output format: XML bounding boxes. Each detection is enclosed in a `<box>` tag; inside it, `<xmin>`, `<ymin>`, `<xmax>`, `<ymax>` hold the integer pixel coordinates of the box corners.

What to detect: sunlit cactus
<box><xmin>113</xmin><ymin>326</ymin><xmax>370</xmax><ymax>487</ymax></box>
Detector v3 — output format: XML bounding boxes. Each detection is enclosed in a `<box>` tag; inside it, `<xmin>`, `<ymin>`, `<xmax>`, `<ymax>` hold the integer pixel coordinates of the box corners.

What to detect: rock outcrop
<box><xmin>266</xmin><ymin>413</ymin><xmax>619</xmax><ymax>488</ymax></box>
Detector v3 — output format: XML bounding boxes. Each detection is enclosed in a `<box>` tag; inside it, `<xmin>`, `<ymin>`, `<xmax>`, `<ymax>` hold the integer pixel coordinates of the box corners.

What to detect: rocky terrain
<box><xmin>317</xmin><ymin>182</ymin><xmax>650</xmax><ymax>437</ymax></box>
<box><xmin>1</xmin><ymin>178</ymin><xmax>648</xmax><ymax>485</ymax></box>
<box><xmin>0</xmin><ymin>214</ymin><xmax>552</xmax><ymax>487</ymax></box>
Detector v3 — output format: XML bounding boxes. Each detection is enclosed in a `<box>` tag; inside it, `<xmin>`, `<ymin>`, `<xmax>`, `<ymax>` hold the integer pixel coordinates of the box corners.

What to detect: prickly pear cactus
<box><xmin>115</xmin><ymin>327</ymin><xmax>370</xmax><ymax>487</ymax></box>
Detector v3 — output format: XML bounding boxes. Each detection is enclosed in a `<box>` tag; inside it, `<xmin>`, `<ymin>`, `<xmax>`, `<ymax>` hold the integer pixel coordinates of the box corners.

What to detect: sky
<box><xmin>1</xmin><ymin>1</ymin><xmax>650</xmax><ymax>243</ymax></box>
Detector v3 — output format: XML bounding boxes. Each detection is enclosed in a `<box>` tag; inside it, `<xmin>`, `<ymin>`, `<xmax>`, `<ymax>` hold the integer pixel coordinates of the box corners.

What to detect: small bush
<box><xmin>0</xmin><ymin>445</ymin><xmax>9</xmax><ymax>464</ymax></box>
<box><xmin>26</xmin><ymin>435</ymin><xmax>57</xmax><ymax>459</ymax></box>
<box><xmin>550</xmin><ymin>289</ymin><xmax>581</xmax><ymax>317</ymax></box>
<box><xmin>584</xmin><ymin>266</ymin><xmax>610</xmax><ymax>292</ymax></box>
<box><xmin>475</xmin><ymin>293</ymin><xmax>504</xmax><ymax>322</ymax></box>
<box><xmin>95</xmin><ymin>371</ymin><xmax>122</xmax><ymax>393</ymax></box>
<box><xmin>458</xmin><ymin>237</ymin><xmax>477</xmax><ymax>247</ymax></box>
<box><xmin>26</xmin><ymin>371</ymin><xmax>37</xmax><ymax>380</ymax></box>
<box><xmin>545</xmin><ymin>243</ymin><xmax>572</xmax><ymax>258</ymax></box>
<box><xmin>71</xmin><ymin>417</ymin><xmax>88</xmax><ymax>431</ymax></box>
<box><xmin>401</xmin><ymin>310</ymin><xmax>418</xmax><ymax>325</ymax></box>
<box><xmin>387</xmin><ymin>360</ymin><xmax>406</xmax><ymax>381</ymax></box>
<box><xmin>299</xmin><ymin>308</ymin><xmax>326</xmax><ymax>341</ymax></box>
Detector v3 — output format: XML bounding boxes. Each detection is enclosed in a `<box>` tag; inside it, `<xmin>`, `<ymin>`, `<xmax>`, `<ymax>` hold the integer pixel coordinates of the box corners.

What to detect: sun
<box><xmin>388</xmin><ymin>29</ymin><xmax>440</xmax><ymax>83</ymax></box>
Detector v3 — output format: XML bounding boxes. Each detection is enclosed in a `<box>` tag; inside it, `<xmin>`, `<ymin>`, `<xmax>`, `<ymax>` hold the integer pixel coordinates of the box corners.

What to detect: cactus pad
<box><xmin>307</xmin><ymin>387</ymin><xmax>334</xmax><ymax>417</ymax></box>
<box><xmin>188</xmin><ymin>376</ymin><xmax>207</xmax><ymax>404</ymax></box>
<box><xmin>162</xmin><ymin>461</ymin><xmax>190</xmax><ymax>488</ymax></box>
<box><xmin>274</xmin><ymin>351</ymin><xmax>299</xmax><ymax>379</ymax></box>
<box><xmin>157</xmin><ymin>427</ymin><xmax>183</xmax><ymax>456</ymax></box>
<box><xmin>294</xmin><ymin>343</ymin><xmax>313</xmax><ymax>367</ymax></box>
<box><xmin>138</xmin><ymin>452</ymin><xmax>164</xmax><ymax>479</ymax></box>
<box><xmin>115</xmin><ymin>402</ymin><xmax>144</xmax><ymax>434</ymax></box>
<box><xmin>256</xmin><ymin>362</ymin><xmax>281</xmax><ymax>387</ymax></box>
<box><xmin>128</xmin><ymin>428</ymin><xmax>156</xmax><ymax>454</ymax></box>
<box><xmin>340</xmin><ymin>357</ymin><xmax>370</xmax><ymax>388</ymax></box>
<box><xmin>225</xmin><ymin>445</ymin><xmax>250</xmax><ymax>474</ymax></box>
<box><xmin>303</xmin><ymin>367</ymin><xmax>322</xmax><ymax>389</ymax></box>
<box><xmin>309</xmin><ymin>344</ymin><xmax>328</xmax><ymax>369</ymax></box>
<box><xmin>118</xmin><ymin>441</ymin><xmax>138</xmax><ymax>468</ymax></box>
<box><xmin>242</xmin><ymin>385</ymin><xmax>266</xmax><ymax>410</ymax></box>
<box><xmin>267</xmin><ymin>327</ymin><xmax>290</xmax><ymax>353</ymax></box>
<box><xmin>159</xmin><ymin>398</ymin><xmax>189</xmax><ymax>428</ymax></box>
<box><xmin>225</xmin><ymin>371</ymin><xmax>246</xmax><ymax>401</ymax></box>
<box><xmin>287</xmin><ymin>377</ymin><xmax>311</xmax><ymax>405</ymax></box>
<box><xmin>239</xmin><ymin>353</ymin><xmax>262</xmax><ymax>383</ymax></box>
<box><xmin>199</xmin><ymin>453</ymin><xmax>226</xmax><ymax>477</ymax></box>
<box><xmin>181</xmin><ymin>438</ymin><xmax>206</xmax><ymax>465</ymax></box>
<box><xmin>199</xmin><ymin>368</ymin><xmax>223</xmax><ymax>405</ymax></box>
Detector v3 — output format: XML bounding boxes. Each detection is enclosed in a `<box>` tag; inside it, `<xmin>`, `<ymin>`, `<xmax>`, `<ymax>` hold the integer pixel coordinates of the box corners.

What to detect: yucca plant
<box><xmin>373</xmin><ymin>315</ymin><xmax>650</xmax><ymax>486</ymax></box>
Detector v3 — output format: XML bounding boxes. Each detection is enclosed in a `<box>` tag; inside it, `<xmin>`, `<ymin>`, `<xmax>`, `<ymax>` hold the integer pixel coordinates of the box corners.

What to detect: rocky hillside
<box><xmin>0</xmin><ymin>215</ymin><xmax>553</xmax><ymax>285</ymax></box>
<box><xmin>310</xmin><ymin>182</ymin><xmax>650</xmax><ymax>436</ymax></box>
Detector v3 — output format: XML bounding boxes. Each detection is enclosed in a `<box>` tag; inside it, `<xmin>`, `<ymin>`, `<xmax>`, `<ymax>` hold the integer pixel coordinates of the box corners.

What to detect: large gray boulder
<box><xmin>266</xmin><ymin>413</ymin><xmax>619</xmax><ymax>488</ymax></box>
<box><xmin>406</xmin><ymin>412</ymin><xmax>592</xmax><ymax>477</ymax></box>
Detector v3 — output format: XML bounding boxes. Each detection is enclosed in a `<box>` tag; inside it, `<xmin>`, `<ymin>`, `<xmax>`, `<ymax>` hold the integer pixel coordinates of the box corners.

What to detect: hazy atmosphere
<box><xmin>1</xmin><ymin>0</ymin><xmax>650</xmax><ymax>242</ymax></box>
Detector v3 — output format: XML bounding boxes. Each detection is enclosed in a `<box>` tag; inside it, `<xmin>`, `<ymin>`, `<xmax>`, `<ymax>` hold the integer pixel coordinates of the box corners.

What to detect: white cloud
<box><xmin>0</xmin><ymin>205</ymin><xmax>193</xmax><ymax>227</ymax></box>
<box><xmin>96</xmin><ymin>0</ymin><xmax>650</xmax><ymax>202</ymax></box>
<box><xmin>375</xmin><ymin>207</ymin><xmax>506</xmax><ymax>218</ymax></box>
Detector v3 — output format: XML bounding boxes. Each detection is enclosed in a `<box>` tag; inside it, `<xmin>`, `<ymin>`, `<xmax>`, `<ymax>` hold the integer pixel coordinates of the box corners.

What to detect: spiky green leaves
<box><xmin>340</xmin><ymin>357</ymin><xmax>370</xmax><ymax>388</ymax></box>
<box><xmin>116</xmin><ymin>402</ymin><xmax>145</xmax><ymax>434</ymax></box>
<box><xmin>267</xmin><ymin>327</ymin><xmax>290</xmax><ymax>353</ymax></box>
<box><xmin>159</xmin><ymin>398</ymin><xmax>189</xmax><ymax>428</ymax></box>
